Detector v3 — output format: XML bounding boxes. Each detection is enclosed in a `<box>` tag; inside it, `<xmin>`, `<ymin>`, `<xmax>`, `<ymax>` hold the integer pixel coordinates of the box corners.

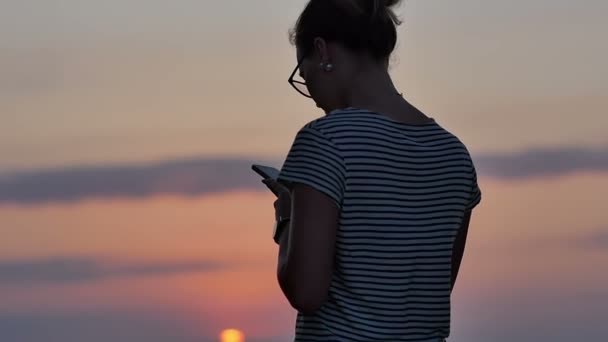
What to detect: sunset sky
<box><xmin>1</xmin><ymin>1</ymin><xmax>607</xmax><ymax>341</ymax></box>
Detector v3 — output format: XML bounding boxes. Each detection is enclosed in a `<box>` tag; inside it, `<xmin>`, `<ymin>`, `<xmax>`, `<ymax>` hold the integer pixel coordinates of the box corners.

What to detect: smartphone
<box><xmin>251</xmin><ymin>164</ymin><xmax>281</xmax><ymax>180</ymax></box>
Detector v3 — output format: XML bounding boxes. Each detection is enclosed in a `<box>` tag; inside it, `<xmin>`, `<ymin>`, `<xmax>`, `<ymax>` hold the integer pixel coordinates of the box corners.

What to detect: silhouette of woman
<box><xmin>263</xmin><ymin>1</ymin><xmax>481</xmax><ymax>341</ymax></box>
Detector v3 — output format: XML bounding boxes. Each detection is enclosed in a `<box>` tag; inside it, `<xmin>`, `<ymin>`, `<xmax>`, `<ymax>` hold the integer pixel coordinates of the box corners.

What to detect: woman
<box><xmin>262</xmin><ymin>1</ymin><xmax>481</xmax><ymax>341</ymax></box>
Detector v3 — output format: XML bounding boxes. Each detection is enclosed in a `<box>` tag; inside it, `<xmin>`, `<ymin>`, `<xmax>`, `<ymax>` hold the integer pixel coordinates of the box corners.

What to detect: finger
<box><xmin>262</xmin><ymin>180</ymin><xmax>282</xmax><ymax>197</ymax></box>
<box><xmin>263</xmin><ymin>179</ymin><xmax>286</xmax><ymax>194</ymax></box>
<box><xmin>262</xmin><ymin>179</ymin><xmax>277</xmax><ymax>191</ymax></box>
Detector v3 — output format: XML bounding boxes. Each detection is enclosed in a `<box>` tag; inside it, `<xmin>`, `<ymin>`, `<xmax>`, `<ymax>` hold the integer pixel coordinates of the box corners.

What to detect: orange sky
<box><xmin>1</xmin><ymin>171</ymin><xmax>607</xmax><ymax>340</ymax></box>
<box><xmin>1</xmin><ymin>1</ymin><xmax>607</xmax><ymax>341</ymax></box>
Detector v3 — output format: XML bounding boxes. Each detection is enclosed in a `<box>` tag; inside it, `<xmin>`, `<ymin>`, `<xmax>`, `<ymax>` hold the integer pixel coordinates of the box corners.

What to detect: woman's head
<box><xmin>289</xmin><ymin>0</ymin><xmax>403</xmax><ymax>112</ymax></box>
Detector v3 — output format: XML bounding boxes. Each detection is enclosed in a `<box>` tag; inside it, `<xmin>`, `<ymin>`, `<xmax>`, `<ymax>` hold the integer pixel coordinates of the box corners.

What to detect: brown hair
<box><xmin>290</xmin><ymin>0</ymin><xmax>403</xmax><ymax>61</ymax></box>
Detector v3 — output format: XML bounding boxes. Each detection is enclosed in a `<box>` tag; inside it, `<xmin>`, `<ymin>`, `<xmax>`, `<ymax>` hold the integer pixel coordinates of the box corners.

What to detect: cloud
<box><xmin>574</xmin><ymin>228</ymin><xmax>608</xmax><ymax>249</ymax></box>
<box><xmin>0</xmin><ymin>158</ymin><xmax>279</xmax><ymax>204</ymax></box>
<box><xmin>0</xmin><ymin>145</ymin><xmax>607</xmax><ymax>205</ymax></box>
<box><xmin>0</xmin><ymin>308</ymin><xmax>290</xmax><ymax>342</ymax></box>
<box><xmin>0</xmin><ymin>309</ymin><xmax>211</xmax><ymax>342</ymax></box>
<box><xmin>474</xmin><ymin>145</ymin><xmax>608</xmax><ymax>179</ymax></box>
<box><xmin>452</xmin><ymin>289</ymin><xmax>608</xmax><ymax>342</ymax></box>
<box><xmin>0</xmin><ymin>256</ymin><xmax>230</xmax><ymax>286</ymax></box>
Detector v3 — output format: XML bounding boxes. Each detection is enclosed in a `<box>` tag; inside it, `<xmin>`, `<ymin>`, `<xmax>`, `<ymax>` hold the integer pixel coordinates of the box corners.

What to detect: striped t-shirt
<box><xmin>277</xmin><ymin>108</ymin><xmax>482</xmax><ymax>342</ymax></box>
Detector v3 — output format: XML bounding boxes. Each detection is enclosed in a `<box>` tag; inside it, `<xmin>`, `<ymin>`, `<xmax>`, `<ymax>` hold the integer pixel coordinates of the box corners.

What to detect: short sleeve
<box><xmin>277</xmin><ymin>126</ymin><xmax>347</xmax><ymax>209</ymax></box>
<box><xmin>465</xmin><ymin>164</ymin><xmax>482</xmax><ymax>211</ymax></box>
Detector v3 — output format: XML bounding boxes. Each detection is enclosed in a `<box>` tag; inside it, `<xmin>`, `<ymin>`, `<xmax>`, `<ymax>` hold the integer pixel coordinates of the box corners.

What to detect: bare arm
<box><xmin>277</xmin><ymin>183</ymin><xmax>339</xmax><ymax>315</ymax></box>
<box><xmin>451</xmin><ymin>210</ymin><xmax>472</xmax><ymax>292</ymax></box>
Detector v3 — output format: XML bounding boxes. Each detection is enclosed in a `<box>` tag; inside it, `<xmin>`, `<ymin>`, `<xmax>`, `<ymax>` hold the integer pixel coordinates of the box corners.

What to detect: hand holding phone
<box><xmin>251</xmin><ymin>164</ymin><xmax>290</xmax><ymax>196</ymax></box>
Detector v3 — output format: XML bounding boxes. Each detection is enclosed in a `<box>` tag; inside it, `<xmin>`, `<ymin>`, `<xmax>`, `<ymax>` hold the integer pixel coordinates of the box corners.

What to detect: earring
<box><xmin>320</xmin><ymin>63</ymin><xmax>334</xmax><ymax>72</ymax></box>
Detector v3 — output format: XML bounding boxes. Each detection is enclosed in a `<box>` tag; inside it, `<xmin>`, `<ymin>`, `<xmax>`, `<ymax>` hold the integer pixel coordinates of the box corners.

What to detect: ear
<box><xmin>312</xmin><ymin>37</ymin><xmax>331</xmax><ymax>64</ymax></box>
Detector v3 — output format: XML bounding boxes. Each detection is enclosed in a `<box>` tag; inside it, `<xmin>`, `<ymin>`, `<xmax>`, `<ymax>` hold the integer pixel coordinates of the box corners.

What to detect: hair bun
<box><xmin>336</xmin><ymin>0</ymin><xmax>401</xmax><ymax>16</ymax></box>
<box><xmin>383</xmin><ymin>0</ymin><xmax>402</xmax><ymax>8</ymax></box>
<box><xmin>373</xmin><ymin>0</ymin><xmax>402</xmax><ymax>25</ymax></box>
<box><xmin>292</xmin><ymin>0</ymin><xmax>402</xmax><ymax>61</ymax></box>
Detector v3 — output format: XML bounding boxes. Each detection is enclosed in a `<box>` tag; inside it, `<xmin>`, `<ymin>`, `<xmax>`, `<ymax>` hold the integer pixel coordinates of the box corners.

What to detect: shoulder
<box><xmin>313</xmin><ymin>108</ymin><xmax>371</xmax><ymax>126</ymax></box>
<box><xmin>299</xmin><ymin>108</ymin><xmax>374</xmax><ymax>135</ymax></box>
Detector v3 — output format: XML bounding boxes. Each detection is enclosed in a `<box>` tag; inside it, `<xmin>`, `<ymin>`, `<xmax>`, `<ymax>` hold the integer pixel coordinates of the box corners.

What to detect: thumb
<box><xmin>262</xmin><ymin>178</ymin><xmax>281</xmax><ymax>196</ymax></box>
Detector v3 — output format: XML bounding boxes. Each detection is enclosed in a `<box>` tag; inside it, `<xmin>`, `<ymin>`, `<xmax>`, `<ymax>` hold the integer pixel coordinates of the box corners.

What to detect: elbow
<box><xmin>279</xmin><ymin>272</ymin><xmax>329</xmax><ymax>315</ymax></box>
<box><xmin>277</xmin><ymin>260</ymin><xmax>332</xmax><ymax>315</ymax></box>
<box><xmin>289</xmin><ymin>291</ymin><xmax>327</xmax><ymax>315</ymax></box>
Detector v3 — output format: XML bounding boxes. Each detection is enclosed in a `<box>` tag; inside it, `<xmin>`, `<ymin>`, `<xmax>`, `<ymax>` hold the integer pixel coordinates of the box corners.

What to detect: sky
<box><xmin>1</xmin><ymin>0</ymin><xmax>607</xmax><ymax>341</ymax></box>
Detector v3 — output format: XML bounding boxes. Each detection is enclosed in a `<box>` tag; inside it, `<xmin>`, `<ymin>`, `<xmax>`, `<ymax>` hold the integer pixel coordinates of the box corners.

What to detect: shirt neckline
<box><xmin>328</xmin><ymin>107</ymin><xmax>437</xmax><ymax>126</ymax></box>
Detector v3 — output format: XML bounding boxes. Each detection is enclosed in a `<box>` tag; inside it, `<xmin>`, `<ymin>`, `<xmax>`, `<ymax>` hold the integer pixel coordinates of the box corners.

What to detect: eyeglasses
<box><xmin>288</xmin><ymin>58</ymin><xmax>312</xmax><ymax>98</ymax></box>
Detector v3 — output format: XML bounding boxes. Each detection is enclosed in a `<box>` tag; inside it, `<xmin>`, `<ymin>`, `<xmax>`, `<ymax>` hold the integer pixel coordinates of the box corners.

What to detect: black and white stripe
<box><xmin>278</xmin><ymin>109</ymin><xmax>481</xmax><ymax>342</ymax></box>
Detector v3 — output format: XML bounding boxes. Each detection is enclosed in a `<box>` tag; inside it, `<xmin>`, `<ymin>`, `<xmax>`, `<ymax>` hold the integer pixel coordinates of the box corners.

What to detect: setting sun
<box><xmin>220</xmin><ymin>329</ymin><xmax>245</xmax><ymax>342</ymax></box>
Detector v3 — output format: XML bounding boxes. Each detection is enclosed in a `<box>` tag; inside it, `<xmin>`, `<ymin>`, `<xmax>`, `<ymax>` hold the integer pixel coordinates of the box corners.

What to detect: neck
<box><xmin>341</xmin><ymin>65</ymin><xmax>403</xmax><ymax>110</ymax></box>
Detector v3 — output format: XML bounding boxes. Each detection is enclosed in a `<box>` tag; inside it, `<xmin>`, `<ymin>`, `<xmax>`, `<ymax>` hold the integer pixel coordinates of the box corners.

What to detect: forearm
<box><xmin>276</xmin><ymin>224</ymin><xmax>293</xmax><ymax>298</ymax></box>
<box><xmin>450</xmin><ymin>212</ymin><xmax>471</xmax><ymax>293</ymax></box>
<box><xmin>450</xmin><ymin>233</ymin><xmax>468</xmax><ymax>292</ymax></box>
<box><xmin>450</xmin><ymin>250</ymin><xmax>464</xmax><ymax>292</ymax></box>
